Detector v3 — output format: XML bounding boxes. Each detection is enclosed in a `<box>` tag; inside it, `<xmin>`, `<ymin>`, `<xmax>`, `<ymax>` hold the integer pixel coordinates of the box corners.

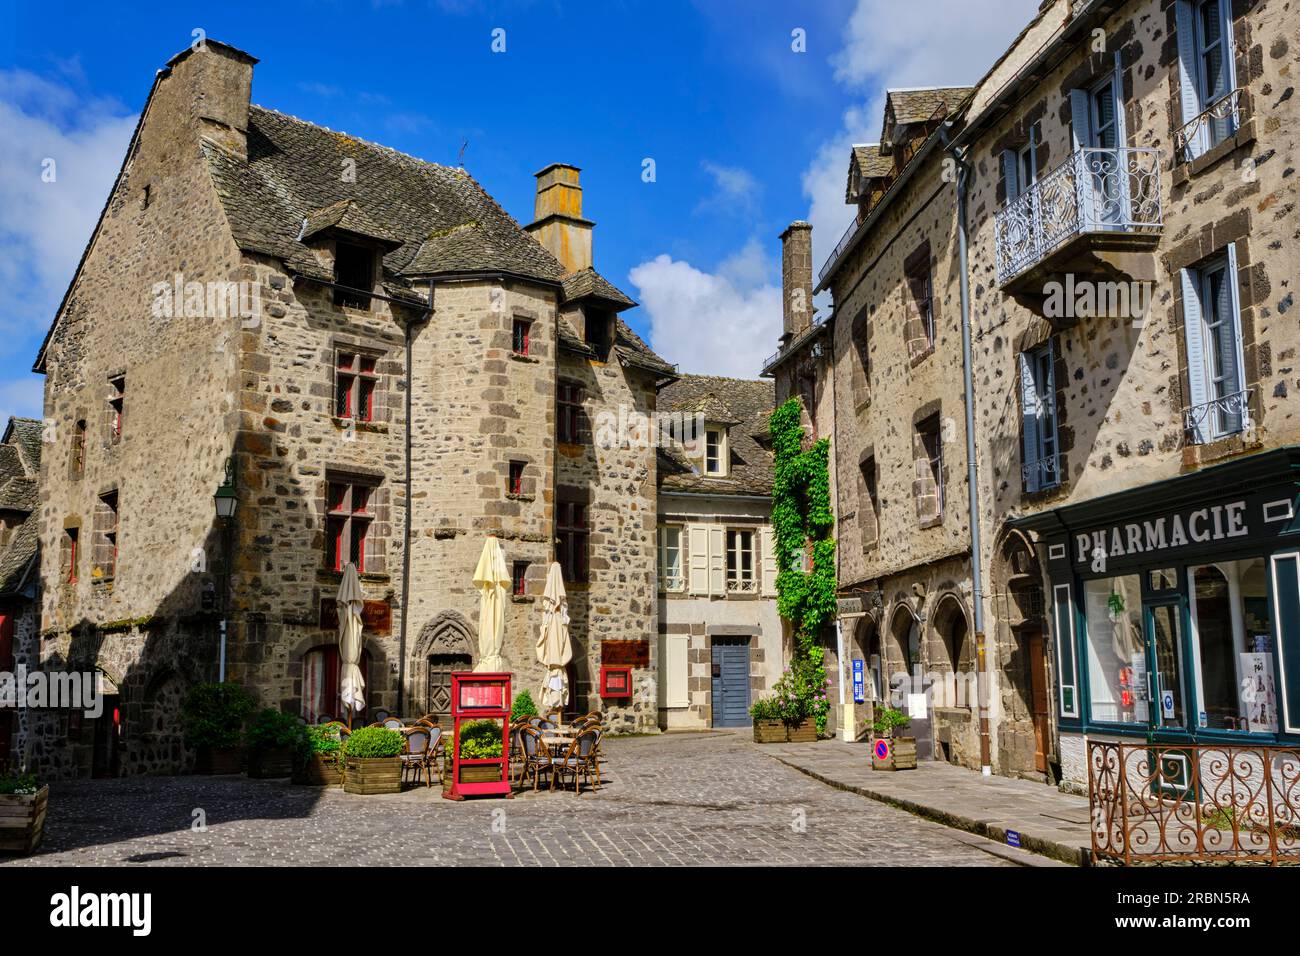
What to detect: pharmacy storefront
<box><xmin>1015</xmin><ymin>449</ymin><xmax>1300</xmax><ymax>787</ymax></box>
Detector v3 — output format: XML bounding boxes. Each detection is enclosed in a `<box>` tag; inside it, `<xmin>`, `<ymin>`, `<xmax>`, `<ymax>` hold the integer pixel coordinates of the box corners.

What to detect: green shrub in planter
<box><xmin>343</xmin><ymin>726</ymin><xmax>404</xmax><ymax>759</ymax></box>
<box><xmin>0</xmin><ymin>772</ymin><xmax>40</xmax><ymax>796</ymax></box>
<box><xmin>871</xmin><ymin>705</ymin><xmax>911</xmax><ymax>738</ymax></box>
<box><xmin>245</xmin><ymin>709</ymin><xmax>312</xmax><ymax>766</ymax></box>
<box><xmin>459</xmin><ymin>720</ymin><xmax>503</xmax><ymax>759</ymax></box>
<box><xmin>181</xmin><ymin>682</ymin><xmax>256</xmax><ymax>751</ymax></box>
<box><xmin>510</xmin><ymin>690</ymin><xmax>539</xmax><ymax>721</ymax></box>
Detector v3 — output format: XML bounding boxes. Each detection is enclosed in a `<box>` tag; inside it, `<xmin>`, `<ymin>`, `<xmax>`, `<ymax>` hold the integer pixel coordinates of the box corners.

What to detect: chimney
<box><xmin>166</xmin><ymin>40</ymin><xmax>257</xmax><ymax>160</ymax></box>
<box><xmin>781</xmin><ymin>221</ymin><xmax>813</xmax><ymax>338</ymax></box>
<box><xmin>525</xmin><ymin>163</ymin><xmax>594</xmax><ymax>273</ymax></box>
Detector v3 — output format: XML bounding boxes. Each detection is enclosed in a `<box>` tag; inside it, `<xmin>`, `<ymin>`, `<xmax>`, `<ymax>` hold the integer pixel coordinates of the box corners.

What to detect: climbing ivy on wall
<box><xmin>769</xmin><ymin>397</ymin><xmax>836</xmax><ymax>732</ymax></box>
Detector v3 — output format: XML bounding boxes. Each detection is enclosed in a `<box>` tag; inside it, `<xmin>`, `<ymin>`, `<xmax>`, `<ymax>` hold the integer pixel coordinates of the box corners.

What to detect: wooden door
<box><xmin>426</xmin><ymin>654</ymin><xmax>471</xmax><ymax>723</ymax></box>
<box><xmin>1028</xmin><ymin>632</ymin><xmax>1050</xmax><ymax>773</ymax></box>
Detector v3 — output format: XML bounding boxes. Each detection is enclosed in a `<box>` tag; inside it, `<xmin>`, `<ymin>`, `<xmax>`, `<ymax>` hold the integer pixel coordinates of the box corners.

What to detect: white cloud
<box><xmin>0</xmin><ymin>377</ymin><xmax>44</xmax><ymax>425</ymax></box>
<box><xmin>696</xmin><ymin>161</ymin><xmax>762</xmax><ymax>219</ymax></box>
<box><xmin>0</xmin><ymin>69</ymin><xmax>136</xmax><ymax>415</ymax></box>
<box><xmin>629</xmin><ymin>254</ymin><xmax>782</xmax><ymax>379</ymax></box>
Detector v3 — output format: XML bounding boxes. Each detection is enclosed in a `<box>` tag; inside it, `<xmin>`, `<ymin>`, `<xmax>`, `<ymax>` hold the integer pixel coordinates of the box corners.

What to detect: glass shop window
<box><xmin>1189</xmin><ymin>558</ymin><xmax>1278</xmax><ymax>733</ymax></box>
<box><xmin>1083</xmin><ymin>575</ymin><xmax>1146</xmax><ymax>724</ymax></box>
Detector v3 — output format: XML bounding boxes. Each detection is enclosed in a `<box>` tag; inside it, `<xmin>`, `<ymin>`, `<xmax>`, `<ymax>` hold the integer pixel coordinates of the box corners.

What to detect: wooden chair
<box><xmin>381</xmin><ymin>717</ymin><xmax>405</xmax><ymax>731</ymax></box>
<box><xmin>417</xmin><ymin>714</ymin><xmax>440</xmax><ymax>727</ymax></box>
<box><xmin>518</xmin><ymin>726</ymin><xmax>554</xmax><ymax>792</ymax></box>
<box><xmin>401</xmin><ymin>727</ymin><xmax>433</xmax><ymax>788</ymax></box>
<box><xmin>545</xmin><ymin>709</ymin><xmax>563</xmax><ymax>726</ymax></box>
<box><xmin>551</xmin><ymin>728</ymin><xmax>601</xmax><ymax>794</ymax></box>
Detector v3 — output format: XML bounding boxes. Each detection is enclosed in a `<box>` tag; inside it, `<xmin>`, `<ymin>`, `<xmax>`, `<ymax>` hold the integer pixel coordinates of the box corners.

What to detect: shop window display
<box><xmin>1189</xmin><ymin>558</ymin><xmax>1278</xmax><ymax>733</ymax></box>
<box><xmin>1084</xmin><ymin>575</ymin><xmax>1145</xmax><ymax>724</ymax></box>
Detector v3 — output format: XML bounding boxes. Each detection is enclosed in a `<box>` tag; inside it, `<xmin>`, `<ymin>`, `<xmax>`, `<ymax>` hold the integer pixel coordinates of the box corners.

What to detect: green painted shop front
<box><xmin>1016</xmin><ymin>448</ymin><xmax>1300</xmax><ymax>750</ymax></box>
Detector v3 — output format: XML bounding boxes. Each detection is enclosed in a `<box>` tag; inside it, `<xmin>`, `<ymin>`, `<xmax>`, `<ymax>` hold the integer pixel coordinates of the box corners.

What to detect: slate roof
<box><xmin>205</xmin><ymin>105</ymin><xmax>567</xmax><ymax>285</ymax></box>
<box><xmin>0</xmin><ymin>417</ymin><xmax>41</xmax><ymax>597</ymax></box>
<box><xmin>561</xmin><ymin>268</ymin><xmax>636</xmax><ymax>310</ymax></box>
<box><xmin>846</xmin><ymin>144</ymin><xmax>892</xmax><ymax>202</ymax></box>
<box><xmin>614</xmin><ymin>320</ymin><xmax>676</xmax><ymax>377</ymax></box>
<box><xmin>299</xmin><ymin>199</ymin><xmax>401</xmax><ymax>248</ymax></box>
<box><xmin>885</xmin><ymin>86</ymin><xmax>973</xmax><ymax>126</ymax></box>
<box><xmin>658</xmin><ymin>375</ymin><xmax>775</xmax><ymax>496</ymax></box>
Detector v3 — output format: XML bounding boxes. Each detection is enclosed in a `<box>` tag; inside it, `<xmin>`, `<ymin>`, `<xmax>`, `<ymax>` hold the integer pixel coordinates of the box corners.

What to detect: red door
<box><xmin>0</xmin><ymin>613</ymin><xmax>13</xmax><ymax>768</ymax></box>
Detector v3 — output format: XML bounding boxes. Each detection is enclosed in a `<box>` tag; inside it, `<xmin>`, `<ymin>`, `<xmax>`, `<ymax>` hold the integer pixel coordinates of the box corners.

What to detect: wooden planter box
<box><xmin>247</xmin><ymin>747</ymin><xmax>296</xmax><ymax>779</ymax></box>
<box><xmin>872</xmin><ymin>736</ymin><xmax>917</xmax><ymax>771</ymax></box>
<box><xmin>459</xmin><ymin>763</ymin><xmax>504</xmax><ymax>784</ymax></box>
<box><xmin>295</xmin><ymin>752</ymin><xmax>343</xmax><ymax>786</ymax></box>
<box><xmin>193</xmin><ymin>746</ymin><xmax>243</xmax><ymax>775</ymax></box>
<box><xmin>343</xmin><ymin>756</ymin><xmax>402</xmax><ymax>795</ymax></box>
<box><xmin>753</xmin><ymin>719</ymin><xmax>816</xmax><ymax>744</ymax></box>
<box><xmin>0</xmin><ymin>786</ymin><xmax>48</xmax><ymax>855</ymax></box>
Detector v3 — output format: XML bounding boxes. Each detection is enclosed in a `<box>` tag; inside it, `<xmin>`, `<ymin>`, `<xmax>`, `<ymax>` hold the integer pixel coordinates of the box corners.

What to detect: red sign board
<box><xmin>458</xmin><ymin>681</ymin><xmax>506</xmax><ymax>710</ymax></box>
<box><xmin>599</xmin><ymin>665</ymin><xmax>633</xmax><ymax>699</ymax></box>
<box><xmin>601</xmin><ymin>640</ymin><xmax>649</xmax><ymax>668</ymax></box>
<box><xmin>319</xmin><ymin>599</ymin><xmax>392</xmax><ymax>635</ymax></box>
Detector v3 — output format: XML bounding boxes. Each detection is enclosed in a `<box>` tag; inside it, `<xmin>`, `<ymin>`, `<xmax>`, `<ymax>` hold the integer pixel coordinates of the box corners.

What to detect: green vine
<box><xmin>769</xmin><ymin>398</ymin><xmax>836</xmax><ymax>734</ymax></box>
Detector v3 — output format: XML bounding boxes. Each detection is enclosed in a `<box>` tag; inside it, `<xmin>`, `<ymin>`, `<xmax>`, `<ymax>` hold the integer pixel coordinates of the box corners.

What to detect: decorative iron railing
<box><xmin>1184</xmin><ymin>388</ymin><xmax>1251</xmax><ymax>444</ymax></box>
<box><xmin>761</xmin><ymin>312</ymin><xmax>828</xmax><ymax>374</ymax></box>
<box><xmin>1021</xmin><ymin>454</ymin><xmax>1061</xmax><ymax>491</ymax></box>
<box><xmin>1088</xmin><ymin>740</ymin><xmax>1300</xmax><ymax>865</ymax></box>
<box><xmin>995</xmin><ymin>146</ymin><xmax>1164</xmax><ymax>285</ymax></box>
<box><xmin>1174</xmin><ymin>88</ymin><xmax>1244</xmax><ymax>164</ymax></box>
<box><xmin>726</xmin><ymin>578</ymin><xmax>758</xmax><ymax>594</ymax></box>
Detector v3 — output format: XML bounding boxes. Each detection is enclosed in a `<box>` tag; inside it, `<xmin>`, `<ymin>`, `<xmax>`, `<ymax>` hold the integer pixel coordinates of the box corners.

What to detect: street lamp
<box><xmin>212</xmin><ymin>457</ymin><xmax>236</xmax><ymax>681</ymax></box>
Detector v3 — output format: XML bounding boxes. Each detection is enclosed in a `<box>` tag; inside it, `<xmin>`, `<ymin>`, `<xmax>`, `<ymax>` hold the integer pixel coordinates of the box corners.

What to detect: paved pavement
<box><xmin>2</xmin><ymin>731</ymin><xmax>1060</xmax><ymax>867</ymax></box>
<box><xmin>761</xmin><ymin>739</ymin><xmax>1093</xmax><ymax>865</ymax></box>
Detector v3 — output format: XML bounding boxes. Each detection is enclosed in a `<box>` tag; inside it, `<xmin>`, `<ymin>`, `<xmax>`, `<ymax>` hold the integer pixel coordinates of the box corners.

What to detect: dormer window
<box><xmin>333</xmin><ymin>242</ymin><xmax>375</xmax><ymax>310</ymax></box>
<box><xmin>704</xmin><ymin>427</ymin><xmax>727</xmax><ymax>476</ymax></box>
<box><xmin>583</xmin><ymin>307</ymin><xmax>611</xmax><ymax>357</ymax></box>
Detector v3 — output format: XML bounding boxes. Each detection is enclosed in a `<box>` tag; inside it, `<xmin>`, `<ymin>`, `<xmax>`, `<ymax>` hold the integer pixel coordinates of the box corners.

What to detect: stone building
<box><xmin>0</xmin><ymin>418</ymin><xmax>42</xmax><ymax>771</ymax></box>
<box><xmin>655</xmin><ymin>374</ymin><xmax>782</xmax><ymax>729</ymax></box>
<box><xmin>794</xmin><ymin>0</ymin><xmax>1299</xmax><ymax>786</ymax></box>
<box><xmin>29</xmin><ymin>40</ymin><xmax>673</xmax><ymax>778</ymax></box>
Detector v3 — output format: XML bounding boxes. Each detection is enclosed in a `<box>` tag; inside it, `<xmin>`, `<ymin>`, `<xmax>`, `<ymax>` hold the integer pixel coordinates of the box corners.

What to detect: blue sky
<box><xmin>0</xmin><ymin>0</ymin><xmax>1040</xmax><ymax>420</ymax></box>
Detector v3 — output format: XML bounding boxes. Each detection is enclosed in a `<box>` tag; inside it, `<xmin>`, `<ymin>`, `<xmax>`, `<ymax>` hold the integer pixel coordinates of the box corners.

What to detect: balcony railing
<box><xmin>1184</xmin><ymin>388</ymin><xmax>1252</xmax><ymax>444</ymax></box>
<box><xmin>1021</xmin><ymin>454</ymin><xmax>1061</xmax><ymax>492</ymax></box>
<box><xmin>761</xmin><ymin>311</ymin><xmax>828</xmax><ymax>374</ymax></box>
<box><xmin>1088</xmin><ymin>740</ymin><xmax>1300</xmax><ymax>865</ymax></box>
<box><xmin>995</xmin><ymin>146</ymin><xmax>1163</xmax><ymax>286</ymax></box>
<box><xmin>1174</xmin><ymin>88</ymin><xmax>1244</xmax><ymax>164</ymax></box>
<box><xmin>726</xmin><ymin>577</ymin><xmax>758</xmax><ymax>594</ymax></box>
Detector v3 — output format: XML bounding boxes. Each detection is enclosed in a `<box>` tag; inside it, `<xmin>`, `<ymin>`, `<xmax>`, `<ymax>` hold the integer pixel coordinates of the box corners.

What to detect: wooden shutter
<box><xmin>1069</xmin><ymin>89</ymin><xmax>1093</xmax><ymax>150</ymax></box>
<box><xmin>708</xmin><ymin>525</ymin><xmax>726</xmax><ymax>595</ymax></box>
<box><xmin>1181</xmin><ymin>266</ymin><xmax>1211</xmax><ymax>443</ymax></box>
<box><xmin>760</xmin><ymin>527</ymin><xmax>778</xmax><ymax>597</ymax></box>
<box><xmin>1000</xmin><ymin>149</ymin><xmax>1020</xmax><ymax>203</ymax></box>
<box><xmin>687</xmin><ymin>524</ymin><xmax>709</xmax><ymax>595</ymax></box>
<box><xmin>659</xmin><ymin>633</ymin><xmax>690</xmax><ymax>708</ymax></box>
<box><xmin>1219</xmin><ymin>242</ymin><xmax>1247</xmax><ymax>431</ymax></box>
<box><xmin>1019</xmin><ymin>352</ymin><xmax>1041</xmax><ymax>493</ymax></box>
<box><xmin>1174</xmin><ymin>0</ymin><xmax>1208</xmax><ymax>160</ymax></box>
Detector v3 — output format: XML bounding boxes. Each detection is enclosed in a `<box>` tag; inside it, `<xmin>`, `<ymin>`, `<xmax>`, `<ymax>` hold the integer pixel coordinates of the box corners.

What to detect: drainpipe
<box><xmin>395</xmin><ymin>281</ymin><xmax>434</xmax><ymax>715</ymax></box>
<box><xmin>947</xmin><ymin>131</ymin><xmax>993</xmax><ymax>777</ymax></box>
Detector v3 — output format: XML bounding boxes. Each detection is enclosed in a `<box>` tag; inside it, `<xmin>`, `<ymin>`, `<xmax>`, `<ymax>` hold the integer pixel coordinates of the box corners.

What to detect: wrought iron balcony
<box><xmin>1021</xmin><ymin>454</ymin><xmax>1061</xmax><ymax>492</ymax></box>
<box><xmin>1184</xmin><ymin>388</ymin><xmax>1252</xmax><ymax>444</ymax></box>
<box><xmin>995</xmin><ymin>147</ymin><xmax>1163</xmax><ymax>287</ymax></box>
<box><xmin>1174</xmin><ymin>88</ymin><xmax>1244</xmax><ymax>164</ymax></box>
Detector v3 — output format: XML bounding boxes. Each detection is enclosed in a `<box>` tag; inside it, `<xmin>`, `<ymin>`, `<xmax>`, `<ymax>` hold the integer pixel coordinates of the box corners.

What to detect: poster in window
<box><xmin>600</xmin><ymin>665</ymin><xmax>632</xmax><ymax>698</ymax></box>
<box><xmin>1240</xmin><ymin>652</ymin><xmax>1278</xmax><ymax>733</ymax></box>
<box><xmin>459</xmin><ymin>681</ymin><xmax>506</xmax><ymax>710</ymax></box>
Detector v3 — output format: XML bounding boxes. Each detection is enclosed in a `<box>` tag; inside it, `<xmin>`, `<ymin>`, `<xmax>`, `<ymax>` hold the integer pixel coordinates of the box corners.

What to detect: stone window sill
<box><xmin>331</xmin><ymin>416</ymin><xmax>388</xmax><ymax>434</ymax></box>
<box><xmin>1171</xmin><ymin>119</ymin><xmax>1257</xmax><ymax>188</ymax></box>
<box><xmin>511</xmin><ymin>594</ymin><xmax>535</xmax><ymax>604</ymax></box>
<box><xmin>917</xmin><ymin>515</ymin><xmax>944</xmax><ymax>530</ymax></box>
<box><xmin>509</xmin><ymin>353</ymin><xmax>540</xmax><ymax>365</ymax></box>
<box><xmin>316</xmin><ymin>568</ymin><xmax>391</xmax><ymax>585</ymax></box>
<box><xmin>908</xmin><ymin>344</ymin><xmax>936</xmax><ymax>369</ymax></box>
<box><xmin>506</xmin><ymin>493</ymin><xmax>535</xmax><ymax>503</ymax></box>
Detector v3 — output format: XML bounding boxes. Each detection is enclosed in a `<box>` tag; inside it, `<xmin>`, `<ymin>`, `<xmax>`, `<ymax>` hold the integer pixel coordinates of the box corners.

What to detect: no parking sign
<box><xmin>874</xmin><ymin>739</ymin><xmax>890</xmax><ymax>761</ymax></box>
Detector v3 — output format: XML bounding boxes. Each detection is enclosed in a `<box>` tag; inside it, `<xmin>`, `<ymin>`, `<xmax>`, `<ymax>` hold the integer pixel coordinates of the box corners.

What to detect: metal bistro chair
<box><xmin>519</xmin><ymin>726</ymin><xmax>554</xmax><ymax>792</ymax></box>
<box><xmin>507</xmin><ymin>720</ymin><xmax>527</xmax><ymax>781</ymax></box>
<box><xmin>552</xmin><ymin>728</ymin><xmax>601</xmax><ymax>795</ymax></box>
<box><xmin>373</xmin><ymin>709</ymin><xmax>391</xmax><ymax>724</ymax></box>
<box><xmin>401</xmin><ymin>727</ymin><xmax>434</xmax><ymax>788</ymax></box>
<box><xmin>382</xmin><ymin>716</ymin><xmax>406</xmax><ymax>731</ymax></box>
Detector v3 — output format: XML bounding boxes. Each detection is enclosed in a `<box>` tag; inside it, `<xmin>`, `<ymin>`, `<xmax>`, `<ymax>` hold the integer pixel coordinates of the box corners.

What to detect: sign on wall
<box><xmin>319</xmin><ymin>599</ymin><xmax>392</xmax><ymax>635</ymax></box>
<box><xmin>601</xmin><ymin>640</ymin><xmax>650</xmax><ymax>668</ymax></box>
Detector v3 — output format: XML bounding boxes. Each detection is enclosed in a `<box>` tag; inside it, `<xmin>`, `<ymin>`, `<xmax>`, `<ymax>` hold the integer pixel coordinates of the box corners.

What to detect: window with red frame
<box><xmin>71</xmin><ymin>419</ymin><xmax>86</xmax><ymax>478</ymax></box>
<box><xmin>335</xmin><ymin>352</ymin><xmax>379</xmax><ymax>422</ymax></box>
<box><xmin>512</xmin><ymin>561</ymin><xmax>528</xmax><ymax>596</ymax></box>
<box><xmin>326</xmin><ymin>479</ymin><xmax>375</xmax><ymax>572</ymax></box>
<box><xmin>556</xmin><ymin>500</ymin><xmax>588</xmax><ymax>583</ymax></box>
<box><xmin>507</xmin><ymin>460</ymin><xmax>525</xmax><ymax>496</ymax></box>
<box><xmin>93</xmin><ymin>491</ymin><xmax>118</xmax><ymax>579</ymax></box>
<box><xmin>557</xmin><ymin>381</ymin><xmax>586</xmax><ymax>444</ymax></box>
<box><xmin>302</xmin><ymin>644</ymin><xmax>373</xmax><ymax>724</ymax></box>
<box><xmin>62</xmin><ymin>526</ymin><xmax>79</xmax><ymax>584</ymax></box>
<box><xmin>512</xmin><ymin>317</ymin><xmax>531</xmax><ymax>356</ymax></box>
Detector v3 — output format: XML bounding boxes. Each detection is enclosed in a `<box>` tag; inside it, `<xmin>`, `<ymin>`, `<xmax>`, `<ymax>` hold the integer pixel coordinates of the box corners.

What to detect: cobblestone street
<box><xmin>3</xmin><ymin>732</ymin><xmax>1045</xmax><ymax>866</ymax></box>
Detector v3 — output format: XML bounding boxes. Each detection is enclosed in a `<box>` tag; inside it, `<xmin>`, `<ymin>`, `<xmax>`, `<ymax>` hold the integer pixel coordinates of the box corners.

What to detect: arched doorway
<box><xmin>302</xmin><ymin>645</ymin><xmax>374</xmax><ymax>725</ymax></box>
<box><xmin>414</xmin><ymin>612</ymin><xmax>476</xmax><ymax>723</ymax></box>
<box><xmin>993</xmin><ymin>528</ymin><xmax>1052</xmax><ymax>777</ymax></box>
<box><xmin>930</xmin><ymin>594</ymin><xmax>974</xmax><ymax>709</ymax></box>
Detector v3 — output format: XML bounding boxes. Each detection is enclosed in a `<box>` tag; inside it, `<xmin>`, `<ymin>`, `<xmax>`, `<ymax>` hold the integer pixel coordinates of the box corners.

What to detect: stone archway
<box><xmin>928</xmin><ymin>592</ymin><xmax>974</xmax><ymax>709</ymax></box>
<box><xmin>992</xmin><ymin>526</ymin><xmax>1053</xmax><ymax>779</ymax></box>
<box><xmin>413</xmin><ymin>612</ymin><xmax>477</xmax><ymax>720</ymax></box>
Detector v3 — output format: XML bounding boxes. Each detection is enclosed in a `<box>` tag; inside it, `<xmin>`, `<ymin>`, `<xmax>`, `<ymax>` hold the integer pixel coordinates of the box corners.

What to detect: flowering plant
<box><xmin>750</xmin><ymin>650</ymin><xmax>831</xmax><ymax>733</ymax></box>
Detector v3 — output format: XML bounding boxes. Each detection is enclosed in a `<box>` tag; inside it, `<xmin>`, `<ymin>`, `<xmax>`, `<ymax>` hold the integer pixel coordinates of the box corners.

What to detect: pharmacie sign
<box><xmin>1066</xmin><ymin>489</ymin><xmax>1296</xmax><ymax>572</ymax></box>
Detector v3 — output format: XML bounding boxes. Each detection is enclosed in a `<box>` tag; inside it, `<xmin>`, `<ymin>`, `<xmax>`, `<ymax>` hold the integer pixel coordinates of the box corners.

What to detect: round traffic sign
<box><xmin>874</xmin><ymin>739</ymin><xmax>890</xmax><ymax>760</ymax></box>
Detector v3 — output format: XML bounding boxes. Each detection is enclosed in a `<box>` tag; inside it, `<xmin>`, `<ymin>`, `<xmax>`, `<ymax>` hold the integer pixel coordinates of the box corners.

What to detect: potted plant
<box><xmin>0</xmin><ymin>772</ymin><xmax>47</xmax><ymax>855</ymax></box>
<box><xmin>296</xmin><ymin>724</ymin><xmax>345</xmax><ymax>786</ymax></box>
<box><xmin>511</xmin><ymin>690</ymin><xmax>539</xmax><ymax>722</ymax></box>
<box><xmin>749</xmin><ymin>666</ymin><xmax>819</xmax><ymax>743</ymax></box>
<box><xmin>182</xmin><ymin>682</ymin><xmax>255</xmax><ymax>774</ymax></box>
<box><xmin>245</xmin><ymin>709</ymin><xmax>311</xmax><ymax>779</ymax></box>
<box><xmin>342</xmin><ymin>726</ymin><xmax>404</xmax><ymax>794</ymax></box>
<box><xmin>455</xmin><ymin>720</ymin><xmax>505</xmax><ymax>784</ymax></box>
<box><xmin>870</xmin><ymin>705</ymin><xmax>916</xmax><ymax>771</ymax></box>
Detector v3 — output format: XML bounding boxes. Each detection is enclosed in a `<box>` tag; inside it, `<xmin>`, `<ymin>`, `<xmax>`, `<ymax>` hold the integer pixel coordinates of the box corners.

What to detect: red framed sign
<box><xmin>599</xmin><ymin>665</ymin><xmax>632</xmax><ymax>699</ymax></box>
<box><xmin>443</xmin><ymin>671</ymin><xmax>512</xmax><ymax>801</ymax></box>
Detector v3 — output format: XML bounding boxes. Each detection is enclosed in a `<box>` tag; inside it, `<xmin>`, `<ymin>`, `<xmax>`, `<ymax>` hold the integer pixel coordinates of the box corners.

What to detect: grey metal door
<box><xmin>711</xmin><ymin>637</ymin><xmax>751</xmax><ymax>727</ymax></box>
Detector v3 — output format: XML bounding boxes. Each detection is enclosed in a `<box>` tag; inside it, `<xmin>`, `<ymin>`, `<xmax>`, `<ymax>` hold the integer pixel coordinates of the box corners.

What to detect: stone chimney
<box><xmin>525</xmin><ymin>163</ymin><xmax>594</xmax><ymax>273</ymax></box>
<box><xmin>781</xmin><ymin>221</ymin><xmax>814</xmax><ymax>338</ymax></box>
<box><xmin>165</xmin><ymin>40</ymin><xmax>257</xmax><ymax>160</ymax></box>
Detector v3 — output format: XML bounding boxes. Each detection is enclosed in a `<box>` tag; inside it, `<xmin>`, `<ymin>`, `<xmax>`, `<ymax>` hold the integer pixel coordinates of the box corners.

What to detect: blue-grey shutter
<box><xmin>1218</xmin><ymin>0</ymin><xmax>1238</xmax><ymax>92</ymax></box>
<box><xmin>1181</xmin><ymin>266</ymin><xmax>1211</xmax><ymax>443</ymax></box>
<box><xmin>1069</xmin><ymin>89</ymin><xmax>1093</xmax><ymax>150</ymax></box>
<box><xmin>1174</xmin><ymin>0</ymin><xmax>1209</xmax><ymax>160</ymax></box>
<box><xmin>1219</xmin><ymin>242</ymin><xmax>1246</xmax><ymax>431</ymax></box>
<box><xmin>1069</xmin><ymin>89</ymin><xmax>1096</xmax><ymax>229</ymax></box>
<box><xmin>1001</xmin><ymin>149</ymin><xmax>1020</xmax><ymax>203</ymax></box>
<box><xmin>1019</xmin><ymin>352</ymin><xmax>1041</xmax><ymax>492</ymax></box>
